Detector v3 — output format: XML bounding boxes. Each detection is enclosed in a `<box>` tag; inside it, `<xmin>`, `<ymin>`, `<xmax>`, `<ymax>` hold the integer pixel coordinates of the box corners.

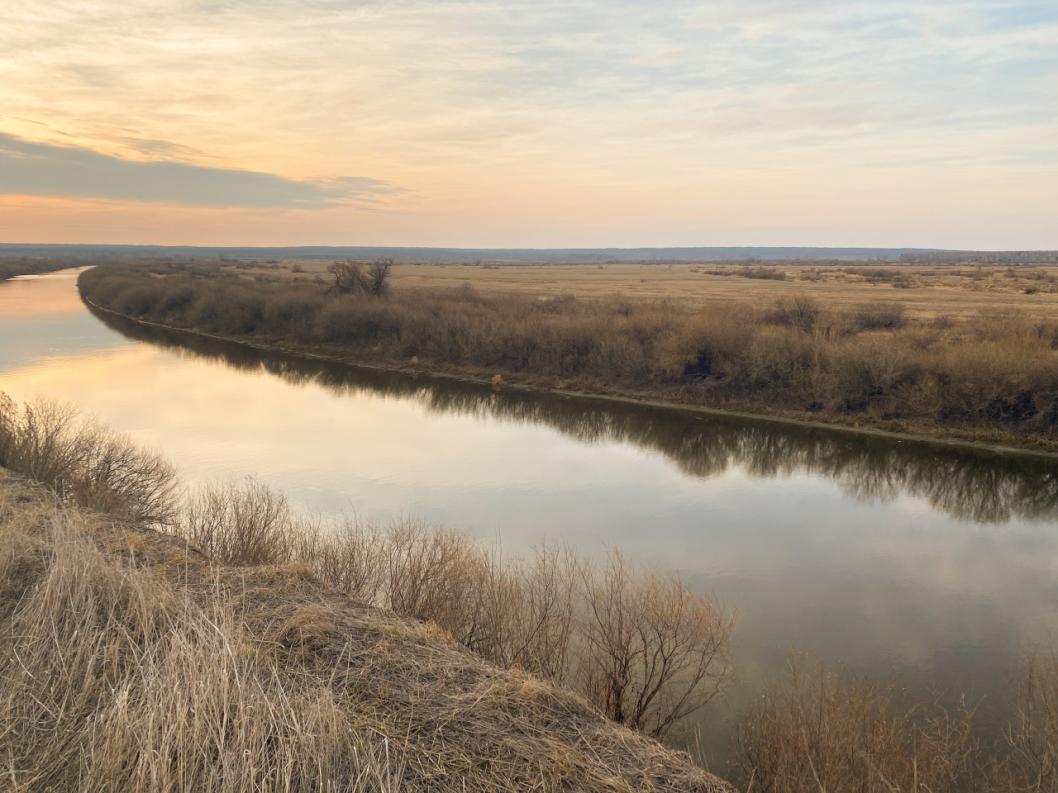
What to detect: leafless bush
<box><xmin>164</xmin><ymin>477</ymin><xmax>733</xmax><ymax>741</ymax></box>
<box><xmin>378</xmin><ymin>519</ymin><xmax>486</xmax><ymax>638</ymax></box>
<box><xmin>179</xmin><ymin>478</ymin><xmax>306</xmax><ymax>565</ymax></box>
<box><xmin>367</xmin><ymin>259</ymin><xmax>393</xmax><ymax>297</ymax></box>
<box><xmin>850</xmin><ymin>301</ymin><xmax>907</xmax><ymax>331</ymax></box>
<box><xmin>327</xmin><ymin>259</ymin><xmax>392</xmax><ymax>297</ymax></box>
<box><xmin>1004</xmin><ymin>650</ymin><xmax>1058</xmax><ymax>790</ymax></box>
<box><xmin>830</xmin><ymin>338</ymin><xmax>918</xmax><ymax>411</ymax></box>
<box><xmin>577</xmin><ymin>551</ymin><xmax>735</xmax><ymax>739</ymax></box>
<box><xmin>767</xmin><ymin>296</ymin><xmax>821</xmax><ymax>334</ymax></box>
<box><xmin>738</xmin><ymin>267</ymin><xmax>787</xmax><ymax>281</ymax></box>
<box><xmin>327</xmin><ymin>260</ymin><xmax>369</xmax><ymax>294</ymax></box>
<box><xmin>736</xmin><ymin>658</ymin><xmax>984</xmax><ymax>793</ymax></box>
<box><xmin>0</xmin><ymin>394</ymin><xmax>176</xmax><ymax>524</ymax></box>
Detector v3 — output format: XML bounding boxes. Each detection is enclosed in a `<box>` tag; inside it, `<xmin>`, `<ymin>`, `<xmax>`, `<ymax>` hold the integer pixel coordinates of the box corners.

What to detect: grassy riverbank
<box><xmin>80</xmin><ymin>263</ymin><xmax>1058</xmax><ymax>452</ymax></box>
<box><xmin>0</xmin><ymin>259</ymin><xmax>76</xmax><ymax>281</ymax></box>
<box><xmin>0</xmin><ymin>394</ymin><xmax>733</xmax><ymax>792</ymax></box>
<box><xmin>7</xmin><ymin>396</ymin><xmax>1058</xmax><ymax>791</ymax></box>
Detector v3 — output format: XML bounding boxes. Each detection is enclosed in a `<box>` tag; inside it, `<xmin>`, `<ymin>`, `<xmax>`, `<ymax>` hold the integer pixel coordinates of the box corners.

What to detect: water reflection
<box><xmin>92</xmin><ymin>306</ymin><xmax>1058</xmax><ymax>526</ymax></box>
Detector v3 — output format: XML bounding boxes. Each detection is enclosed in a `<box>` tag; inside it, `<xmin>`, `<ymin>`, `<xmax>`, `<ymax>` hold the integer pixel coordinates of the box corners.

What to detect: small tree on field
<box><xmin>366</xmin><ymin>259</ymin><xmax>393</xmax><ymax>297</ymax></box>
<box><xmin>327</xmin><ymin>260</ymin><xmax>368</xmax><ymax>295</ymax></box>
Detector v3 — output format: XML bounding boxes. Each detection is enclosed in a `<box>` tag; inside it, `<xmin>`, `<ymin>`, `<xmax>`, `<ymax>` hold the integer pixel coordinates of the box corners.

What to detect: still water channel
<box><xmin>3</xmin><ymin>268</ymin><xmax>1058</xmax><ymax>765</ymax></box>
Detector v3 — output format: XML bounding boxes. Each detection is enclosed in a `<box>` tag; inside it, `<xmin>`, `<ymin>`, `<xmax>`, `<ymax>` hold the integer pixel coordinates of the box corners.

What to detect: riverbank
<box><xmin>6</xmin><ymin>399</ymin><xmax>1058</xmax><ymax>793</ymax></box>
<box><xmin>80</xmin><ymin>270</ymin><xmax>1058</xmax><ymax>461</ymax></box>
<box><xmin>0</xmin><ymin>259</ymin><xmax>75</xmax><ymax>281</ymax></box>
<box><xmin>0</xmin><ymin>467</ymin><xmax>733</xmax><ymax>792</ymax></box>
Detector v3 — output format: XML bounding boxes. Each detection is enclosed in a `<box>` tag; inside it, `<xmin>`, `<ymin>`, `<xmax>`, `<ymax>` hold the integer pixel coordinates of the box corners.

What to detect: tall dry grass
<box><xmin>0</xmin><ymin>492</ymin><xmax>400</xmax><ymax>793</ymax></box>
<box><xmin>175</xmin><ymin>478</ymin><xmax>735</xmax><ymax>742</ymax></box>
<box><xmin>0</xmin><ymin>392</ymin><xmax>734</xmax><ymax>744</ymax></box>
<box><xmin>79</xmin><ymin>264</ymin><xmax>1058</xmax><ymax>443</ymax></box>
<box><xmin>734</xmin><ymin>655</ymin><xmax>1058</xmax><ymax>793</ymax></box>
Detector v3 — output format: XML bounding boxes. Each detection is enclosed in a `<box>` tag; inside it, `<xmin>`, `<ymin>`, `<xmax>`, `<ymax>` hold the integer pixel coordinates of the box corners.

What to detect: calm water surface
<box><xmin>4</xmin><ymin>269</ymin><xmax>1058</xmax><ymax>766</ymax></box>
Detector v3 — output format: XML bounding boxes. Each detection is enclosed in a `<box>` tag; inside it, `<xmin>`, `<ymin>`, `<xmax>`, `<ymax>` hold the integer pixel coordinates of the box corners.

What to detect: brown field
<box><xmin>239</xmin><ymin>260</ymin><xmax>1058</xmax><ymax>321</ymax></box>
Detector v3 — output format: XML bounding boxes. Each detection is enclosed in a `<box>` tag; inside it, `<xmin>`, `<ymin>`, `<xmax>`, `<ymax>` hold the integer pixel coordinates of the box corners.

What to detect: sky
<box><xmin>0</xmin><ymin>0</ymin><xmax>1056</xmax><ymax>249</ymax></box>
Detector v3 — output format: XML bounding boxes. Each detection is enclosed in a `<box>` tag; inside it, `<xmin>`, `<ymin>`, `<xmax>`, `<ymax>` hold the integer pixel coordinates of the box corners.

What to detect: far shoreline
<box><xmin>81</xmin><ymin>293</ymin><xmax>1058</xmax><ymax>465</ymax></box>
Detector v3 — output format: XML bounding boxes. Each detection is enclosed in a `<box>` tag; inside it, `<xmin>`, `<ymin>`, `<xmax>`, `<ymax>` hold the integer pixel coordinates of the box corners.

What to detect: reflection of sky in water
<box><xmin>4</xmin><ymin>270</ymin><xmax>1058</xmax><ymax>766</ymax></box>
<box><xmin>0</xmin><ymin>270</ymin><xmax>133</xmax><ymax>371</ymax></box>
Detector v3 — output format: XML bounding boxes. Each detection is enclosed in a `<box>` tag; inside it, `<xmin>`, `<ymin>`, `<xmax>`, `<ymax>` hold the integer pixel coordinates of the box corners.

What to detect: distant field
<box><xmin>239</xmin><ymin>260</ymin><xmax>1058</xmax><ymax>321</ymax></box>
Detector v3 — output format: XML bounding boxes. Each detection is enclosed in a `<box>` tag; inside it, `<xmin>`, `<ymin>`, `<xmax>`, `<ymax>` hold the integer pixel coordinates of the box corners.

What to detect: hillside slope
<box><xmin>0</xmin><ymin>470</ymin><xmax>731</xmax><ymax>793</ymax></box>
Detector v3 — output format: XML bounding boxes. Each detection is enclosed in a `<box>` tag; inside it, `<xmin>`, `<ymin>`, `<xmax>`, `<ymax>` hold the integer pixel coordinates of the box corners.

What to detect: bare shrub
<box><xmin>463</xmin><ymin>545</ymin><xmax>579</xmax><ymax>681</ymax></box>
<box><xmin>316</xmin><ymin>299</ymin><xmax>400</xmax><ymax>344</ymax></box>
<box><xmin>830</xmin><ymin>338</ymin><xmax>918</xmax><ymax>411</ymax></box>
<box><xmin>179</xmin><ymin>478</ymin><xmax>304</xmax><ymax>565</ymax></box>
<box><xmin>577</xmin><ymin>551</ymin><xmax>735</xmax><ymax>739</ymax></box>
<box><xmin>1004</xmin><ymin>650</ymin><xmax>1058</xmax><ymax>790</ymax></box>
<box><xmin>850</xmin><ymin>301</ymin><xmax>907</xmax><ymax>331</ymax></box>
<box><xmin>661</xmin><ymin>311</ymin><xmax>754</xmax><ymax>380</ymax></box>
<box><xmin>0</xmin><ymin>394</ymin><xmax>176</xmax><ymax>524</ymax></box>
<box><xmin>327</xmin><ymin>260</ymin><xmax>369</xmax><ymax>294</ymax></box>
<box><xmin>262</xmin><ymin>293</ymin><xmax>324</xmax><ymax>340</ymax></box>
<box><xmin>307</xmin><ymin>516</ymin><xmax>386</xmax><ymax>603</ymax></box>
<box><xmin>767</xmin><ymin>296</ymin><xmax>821</xmax><ymax>334</ymax></box>
<box><xmin>738</xmin><ymin>267</ymin><xmax>786</xmax><ymax>281</ymax></box>
<box><xmin>736</xmin><ymin>658</ymin><xmax>983</xmax><ymax>793</ymax></box>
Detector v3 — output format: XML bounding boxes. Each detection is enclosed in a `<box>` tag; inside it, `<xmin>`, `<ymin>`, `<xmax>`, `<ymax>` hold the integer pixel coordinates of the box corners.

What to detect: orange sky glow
<box><xmin>1</xmin><ymin>1</ymin><xmax>1056</xmax><ymax>248</ymax></box>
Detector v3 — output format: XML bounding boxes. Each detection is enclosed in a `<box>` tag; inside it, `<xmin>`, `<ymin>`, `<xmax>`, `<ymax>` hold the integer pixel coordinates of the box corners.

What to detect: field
<box><xmin>242</xmin><ymin>259</ymin><xmax>1058</xmax><ymax>321</ymax></box>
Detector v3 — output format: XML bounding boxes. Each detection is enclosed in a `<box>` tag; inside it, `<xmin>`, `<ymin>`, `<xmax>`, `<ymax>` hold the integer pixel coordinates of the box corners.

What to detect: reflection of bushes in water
<box><xmin>91</xmin><ymin>307</ymin><xmax>1058</xmax><ymax>525</ymax></box>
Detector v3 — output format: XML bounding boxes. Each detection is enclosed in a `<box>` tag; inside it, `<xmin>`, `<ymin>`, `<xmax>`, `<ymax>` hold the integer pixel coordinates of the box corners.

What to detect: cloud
<box><xmin>0</xmin><ymin>132</ymin><xmax>396</xmax><ymax>208</ymax></box>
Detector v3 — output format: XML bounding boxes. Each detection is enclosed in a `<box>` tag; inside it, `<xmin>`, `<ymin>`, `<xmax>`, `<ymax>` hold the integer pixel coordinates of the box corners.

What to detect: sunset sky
<box><xmin>1</xmin><ymin>0</ymin><xmax>1056</xmax><ymax>248</ymax></box>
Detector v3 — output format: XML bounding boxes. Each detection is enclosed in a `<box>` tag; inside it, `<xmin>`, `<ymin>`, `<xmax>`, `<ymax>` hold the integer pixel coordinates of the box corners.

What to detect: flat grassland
<box><xmin>252</xmin><ymin>259</ymin><xmax>1058</xmax><ymax>320</ymax></box>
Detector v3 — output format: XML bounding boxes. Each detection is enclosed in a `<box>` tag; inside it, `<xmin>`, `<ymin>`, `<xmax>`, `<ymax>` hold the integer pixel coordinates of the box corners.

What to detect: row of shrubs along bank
<box><xmin>7</xmin><ymin>393</ymin><xmax>1058</xmax><ymax>791</ymax></box>
<box><xmin>79</xmin><ymin>262</ymin><xmax>1058</xmax><ymax>450</ymax></box>
<box><xmin>0</xmin><ymin>391</ymin><xmax>734</xmax><ymax>791</ymax></box>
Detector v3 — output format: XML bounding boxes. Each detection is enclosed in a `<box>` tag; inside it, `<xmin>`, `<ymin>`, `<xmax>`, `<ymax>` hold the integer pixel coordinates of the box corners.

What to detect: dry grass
<box><xmin>0</xmin><ymin>393</ymin><xmax>735</xmax><ymax>754</ymax></box>
<box><xmin>734</xmin><ymin>655</ymin><xmax>1058</xmax><ymax>793</ymax></box>
<box><xmin>0</xmin><ymin>472</ymin><xmax>732</xmax><ymax>792</ymax></box>
<box><xmin>80</xmin><ymin>264</ymin><xmax>1058</xmax><ymax>448</ymax></box>
<box><xmin>736</xmin><ymin>660</ymin><xmax>983</xmax><ymax>792</ymax></box>
<box><xmin>175</xmin><ymin>478</ymin><xmax>735</xmax><ymax>742</ymax></box>
<box><xmin>239</xmin><ymin>260</ymin><xmax>1058</xmax><ymax>322</ymax></box>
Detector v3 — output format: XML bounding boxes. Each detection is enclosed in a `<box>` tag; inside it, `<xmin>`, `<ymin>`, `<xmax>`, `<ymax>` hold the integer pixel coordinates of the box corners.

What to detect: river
<box><xmin>4</xmin><ymin>267</ymin><xmax>1058</xmax><ymax>767</ymax></box>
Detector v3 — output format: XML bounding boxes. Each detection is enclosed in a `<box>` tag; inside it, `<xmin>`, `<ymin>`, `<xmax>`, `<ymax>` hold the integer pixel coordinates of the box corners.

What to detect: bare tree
<box><xmin>326</xmin><ymin>259</ymin><xmax>392</xmax><ymax>297</ymax></box>
<box><xmin>326</xmin><ymin>260</ymin><xmax>368</xmax><ymax>295</ymax></box>
<box><xmin>366</xmin><ymin>259</ymin><xmax>393</xmax><ymax>297</ymax></box>
<box><xmin>578</xmin><ymin>550</ymin><xmax>735</xmax><ymax>739</ymax></box>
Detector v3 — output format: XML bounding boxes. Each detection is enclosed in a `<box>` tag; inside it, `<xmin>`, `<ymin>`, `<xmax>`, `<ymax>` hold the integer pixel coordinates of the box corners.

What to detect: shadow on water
<box><xmin>93</xmin><ymin>306</ymin><xmax>1058</xmax><ymax>525</ymax></box>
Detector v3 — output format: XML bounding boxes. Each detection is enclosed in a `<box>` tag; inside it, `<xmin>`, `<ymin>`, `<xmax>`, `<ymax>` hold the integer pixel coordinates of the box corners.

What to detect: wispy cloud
<box><xmin>0</xmin><ymin>132</ymin><xmax>396</xmax><ymax>208</ymax></box>
<box><xmin>0</xmin><ymin>0</ymin><xmax>1055</xmax><ymax>246</ymax></box>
